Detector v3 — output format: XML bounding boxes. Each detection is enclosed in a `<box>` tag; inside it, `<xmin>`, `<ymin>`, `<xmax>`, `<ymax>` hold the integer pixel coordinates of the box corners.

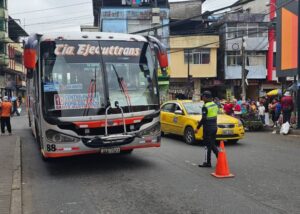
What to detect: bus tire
<box><xmin>34</xmin><ymin>121</ymin><xmax>45</xmax><ymax>161</ymax></box>
<box><xmin>184</xmin><ymin>126</ymin><xmax>196</xmax><ymax>145</ymax></box>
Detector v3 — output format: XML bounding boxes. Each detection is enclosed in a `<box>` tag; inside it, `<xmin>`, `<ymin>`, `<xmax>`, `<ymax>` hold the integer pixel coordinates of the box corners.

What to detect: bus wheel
<box><xmin>121</xmin><ymin>149</ymin><xmax>133</xmax><ymax>154</ymax></box>
<box><xmin>184</xmin><ymin>126</ymin><xmax>196</xmax><ymax>145</ymax></box>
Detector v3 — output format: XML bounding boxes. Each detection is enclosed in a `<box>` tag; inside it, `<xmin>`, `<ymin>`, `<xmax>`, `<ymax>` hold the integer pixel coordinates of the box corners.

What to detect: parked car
<box><xmin>160</xmin><ymin>100</ymin><xmax>245</xmax><ymax>144</ymax></box>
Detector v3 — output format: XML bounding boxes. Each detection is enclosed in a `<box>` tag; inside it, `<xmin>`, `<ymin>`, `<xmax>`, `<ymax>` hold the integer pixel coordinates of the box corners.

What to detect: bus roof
<box><xmin>38</xmin><ymin>32</ymin><xmax>148</xmax><ymax>42</ymax></box>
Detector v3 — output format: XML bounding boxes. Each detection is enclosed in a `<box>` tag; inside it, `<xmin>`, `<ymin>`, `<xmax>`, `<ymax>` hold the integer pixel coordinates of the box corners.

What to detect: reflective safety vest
<box><xmin>204</xmin><ymin>101</ymin><xmax>218</xmax><ymax>119</ymax></box>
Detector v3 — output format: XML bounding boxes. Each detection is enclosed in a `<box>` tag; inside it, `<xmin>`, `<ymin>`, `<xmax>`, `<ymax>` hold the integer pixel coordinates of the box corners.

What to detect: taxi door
<box><xmin>160</xmin><ymin>103</ymin><xmax>176</xmax><ymax>133</ymax></box>
<box><xmin>170</xmin><ymin>103</ymin><xmax>185</xmax><ymax>135</ymax></box>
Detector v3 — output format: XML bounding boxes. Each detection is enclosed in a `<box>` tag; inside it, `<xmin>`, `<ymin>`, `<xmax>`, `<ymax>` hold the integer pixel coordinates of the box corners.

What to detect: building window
<box><xmin>0</xmin><ymin>0</ymin><xmax>7</xmax><ymax>9</ymax></box>
<box><xmin>247</xmin><ymin>51</ymin><xmax>266</xmax><ymax>66</ymax></box>
<box><xmin>0</xmin><ymin>42</ymin><xmax>5</xmax><ymax>54</ymax></box>
<box><xmin>227</xmin><ymin>51</ymin><xmax>242</xmax><ymax>66</ymax></box>
<box><xmin>15</xmin><ymin>51</ymin><xmax>23</xmax><ymax>65</ymax></box>
<box><xmin>184</xmin><ymin>48</ymin><xmax>210</xmax><ymax>64</ymax></box>
<box><xmin>0</xmin><ymin>18</ymin><xmax>7</xmax><ymax>31</ymax></box>
<box><xmin>226</xmin><ymin>23</ymin><xmax>268</xmax><ymax>39</ymax></box>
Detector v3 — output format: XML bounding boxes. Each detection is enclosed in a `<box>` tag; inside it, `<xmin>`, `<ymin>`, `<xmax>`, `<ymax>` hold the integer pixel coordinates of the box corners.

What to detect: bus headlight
<box><xmin>138</xmin><ymin>122</ymin><xmax>160</xmax><ymax>137</ymax></box>
<box><xmin>46</xmin><ymin>130</ymin><xmax>80</xmax><ymax>143</ymax></box>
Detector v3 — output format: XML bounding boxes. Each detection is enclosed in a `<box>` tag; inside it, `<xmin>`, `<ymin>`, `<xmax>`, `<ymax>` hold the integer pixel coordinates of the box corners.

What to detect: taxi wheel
<box><xmin>184</xmin><ymin>127</ymin><xmax>196</xmax><ymax>145</ymax></box>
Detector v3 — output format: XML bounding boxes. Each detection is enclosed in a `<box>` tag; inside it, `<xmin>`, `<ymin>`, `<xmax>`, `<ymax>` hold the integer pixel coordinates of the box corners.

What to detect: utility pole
<box><xmin>297</xmin><ymin>0</ymin><xmax>300</xmax><ymax>129</ymax></box>
<box><xmin>267</xmin><ymin>0</ymin><xmax>276</xmax><ymax>82</ymax></box>
<box><xmin>187</xmin><ymin>49</ymin><xmax>191</xmax><ymax>99</ymax></box>
<box><xmin>241</xmin><ymin>37</ymin><xmax>246</xmax><ymax>101</ymax></box>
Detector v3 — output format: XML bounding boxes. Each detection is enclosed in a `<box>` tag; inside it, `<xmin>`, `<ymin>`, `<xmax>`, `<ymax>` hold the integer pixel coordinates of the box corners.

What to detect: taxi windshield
<box><xmin>183</xmin><ymin>102</ymin><xmax>203</xmax><ymax>115</ymax></box>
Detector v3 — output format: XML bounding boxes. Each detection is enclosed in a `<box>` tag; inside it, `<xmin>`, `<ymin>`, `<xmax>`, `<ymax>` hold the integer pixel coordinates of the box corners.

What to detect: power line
<box><xmin>23</xmin><ymin>11</ymin><xmax>91</xmax><ymax>21</ymax></box>
<box><xmin>10</xmin><ymin>1</ymin><xmax>91</xmax><ymax>15</ymax></box>
<box><xmin>132</xmin><ymin>0</ymin><xmax>256</xmax><ymax>34</ymax></box>
<box><xmin>168</xmin><ymin>28</ymin><xmax>273</xmax><ymax>54</ymax></box>
<box><xmin>163</xmin><ymin>0</ymin><xmax>295</xmax><ymax>55</ymax></box>
<box><xmin>25</xmin><ymin>15</ymin><xmax>92</xmax><ymax>27</ymax></box>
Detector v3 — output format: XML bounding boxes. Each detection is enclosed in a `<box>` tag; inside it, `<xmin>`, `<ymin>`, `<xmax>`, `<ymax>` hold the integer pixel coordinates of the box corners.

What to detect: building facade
<box><xmin>217</xmin><ymin>11</ymin><xmax>280</xmax><ymax>100</ymax></box>
<box><xmin>169</xmin><ymin>35</ymin><xmax>219</xmax><ymax>100</ymax></box>
<box><xmin>0</xmin><ymin>0</ymin><xmax>28</xmax><ymax>98</ymax></box>
<box><xmin>215</xmin><ymin>0</ymin><xmax>283</xmax><ymax>101</ymax></box>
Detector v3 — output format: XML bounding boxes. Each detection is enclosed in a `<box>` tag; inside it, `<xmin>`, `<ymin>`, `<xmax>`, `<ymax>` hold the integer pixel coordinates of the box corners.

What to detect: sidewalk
<box><xmin>0</xmin><ymin>135</ymin><xmax>21</xmax><ymax>214</ymax></box>
<box><xmin>263</xmin><ymin>125</ymin><xmax>300</xmax><ymax>136</ymax></box>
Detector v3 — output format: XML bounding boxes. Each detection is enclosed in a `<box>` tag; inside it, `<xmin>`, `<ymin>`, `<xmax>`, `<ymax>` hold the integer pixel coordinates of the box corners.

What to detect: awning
<box><xmin>267</xmin><ymin>89</ymin><xmax>282</xmax><ymax>96</ymax></box>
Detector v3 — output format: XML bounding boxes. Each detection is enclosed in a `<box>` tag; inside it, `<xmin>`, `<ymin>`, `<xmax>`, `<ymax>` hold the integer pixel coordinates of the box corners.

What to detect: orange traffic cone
<box><xmin>211</xmin><ymin>141</ymin><xmax>234</xmax><ymax>178</ymax></box>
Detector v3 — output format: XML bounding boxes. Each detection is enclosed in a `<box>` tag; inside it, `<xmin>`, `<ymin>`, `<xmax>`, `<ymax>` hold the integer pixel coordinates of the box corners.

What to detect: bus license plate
<box><xmin>100</xmin><ymin>147</ymin><xmax>121</xmax><ymax>154</ymax></box>
<box><xmin>222</xmin><ymin>130</ymin><xmax>233</xmax><ymax>135</ymax></box>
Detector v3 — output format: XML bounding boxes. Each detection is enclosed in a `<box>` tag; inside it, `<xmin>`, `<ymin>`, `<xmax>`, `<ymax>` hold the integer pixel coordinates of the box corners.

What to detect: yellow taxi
<box><xmin>160</xmin><ymin>100</ymin><xmax>245</xmax><ymax>144</ymax></box>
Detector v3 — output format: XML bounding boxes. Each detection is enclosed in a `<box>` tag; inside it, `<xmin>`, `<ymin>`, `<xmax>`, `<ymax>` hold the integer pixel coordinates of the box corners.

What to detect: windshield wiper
<box><xmin>111</xmin><ymin>65</ymin><xmax>132</xmax><ymax>112</ymax></box>
<box><xmin>83</xmin><ymin>77</ymin><xmax>96</xmax><ymax>116</ymax></box>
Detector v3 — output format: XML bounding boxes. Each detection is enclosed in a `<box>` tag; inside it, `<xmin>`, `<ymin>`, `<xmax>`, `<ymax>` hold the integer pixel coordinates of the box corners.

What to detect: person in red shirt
<box><xmin>281</xmin><ymin>91</ymin><xmax>294</xmax><ymax>123</ymax></box>
<box><xmin>233</xmin><ymin>99</ymin><xmax>242</xmax><ymax>118</ymax></box>
<box><xmin>223</xmin><ymin>99</ymin><xmax>233</xmax><ymax>115</ymax></box>
<box><xmin>0</xmin><ymin>96</ymin><xmax>12</xmax><ymax>135</ymax></box>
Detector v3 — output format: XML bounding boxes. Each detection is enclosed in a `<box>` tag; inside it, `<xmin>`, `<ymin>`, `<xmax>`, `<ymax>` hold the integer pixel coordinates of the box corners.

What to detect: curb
<box><xmin>10</xmin><ymin>136</ymin><xmax>22</xmax><ymax>214</ymax></box>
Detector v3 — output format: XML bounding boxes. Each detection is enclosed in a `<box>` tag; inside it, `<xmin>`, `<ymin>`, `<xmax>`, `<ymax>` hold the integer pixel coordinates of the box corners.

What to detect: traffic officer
<box><xmin>195</xmin><ymin>91</ymin><xmax>219</xmax><ymax>167</ymax></box>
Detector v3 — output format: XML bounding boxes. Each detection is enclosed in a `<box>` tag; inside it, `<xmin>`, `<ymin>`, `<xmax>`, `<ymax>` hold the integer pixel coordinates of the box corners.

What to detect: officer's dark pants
<box><xmin>203</xmin><ymin>127</ymin><xmax>218</xmax><ymax>164</ymax></box>
<box><xmin>1</xmin><ymin>117</ymin><xmax>12</xmax><ymax>134</ymax></box>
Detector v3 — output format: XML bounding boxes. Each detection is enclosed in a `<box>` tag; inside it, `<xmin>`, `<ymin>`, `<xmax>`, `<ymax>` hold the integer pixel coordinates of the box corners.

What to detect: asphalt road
<box><xmin>11</xmin><ymin>116</ymin><xmax>300</xmax><ymax>214</ymax></box>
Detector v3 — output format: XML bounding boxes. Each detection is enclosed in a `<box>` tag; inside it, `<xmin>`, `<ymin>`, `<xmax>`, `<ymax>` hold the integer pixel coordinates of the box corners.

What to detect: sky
<box><xmin>8</xmin><ymin>0</ymin><xmax>237</xmax><ymax>34</ymax></box>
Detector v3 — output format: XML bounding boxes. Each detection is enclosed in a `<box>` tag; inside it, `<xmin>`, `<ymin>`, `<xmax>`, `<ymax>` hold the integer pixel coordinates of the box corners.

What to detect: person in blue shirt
<box><xmin>274</xmin><ymin>98</ymin><xmax>281</xmax><ymax>127</ymax></box>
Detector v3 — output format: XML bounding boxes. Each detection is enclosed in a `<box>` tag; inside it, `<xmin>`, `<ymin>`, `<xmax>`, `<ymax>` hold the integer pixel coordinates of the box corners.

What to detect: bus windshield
<box><xmin>41</xmin><ymin>40</ymin><xmax>158</xmax><ymax>118</ymax></box>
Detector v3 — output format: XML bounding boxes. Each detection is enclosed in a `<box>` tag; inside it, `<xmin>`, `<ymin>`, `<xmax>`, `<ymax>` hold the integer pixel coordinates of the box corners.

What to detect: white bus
<box><xmin>24</xmin><ymin>32</ymin><xmax>168</xmax><ymax>160</ymax></box>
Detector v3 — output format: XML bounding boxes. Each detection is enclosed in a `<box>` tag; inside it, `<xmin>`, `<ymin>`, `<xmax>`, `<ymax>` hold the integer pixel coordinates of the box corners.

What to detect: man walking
<box><xmin>0</xmin><ymin>96</ymin><xmax>12</xmax><ymax>135</ymax></box>
<box><xmin>281</xmin><ymin>91</ymin><xmax>294</xmax><ymax>123</ymax></box>
<box><xmin>195</xmin><ymin>91</ymin><xmax>219</xmax><ymax>168</ymax></box>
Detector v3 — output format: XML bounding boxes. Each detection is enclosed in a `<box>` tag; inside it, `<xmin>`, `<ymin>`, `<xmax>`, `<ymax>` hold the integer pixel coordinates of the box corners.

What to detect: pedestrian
<box><xmin>11</xmin><ymin>97</ymin><xmax>20</xmax><ymax>116</ymax></box>
<box><xmin>195</xmin><ymin>91</ymin><xmax>219</xmax><ymax>168</ymax></box>
<box><xmin>233</xmin><ymin>99</ymin><xmax>242</xmax><ymax>119</ymax></box>
<box><xmin>0</xmin><ymin>96</ymin><xmax>12</xmax><ymax>135</ymax></box>
<box><xmin>223</xmin><ymin>99</ymin><xmax>233</xmax><ymax>116</ymax></box>
<box><xmin>269</xmin><ymin>99</ymin><xmax>277</xmax><ymax>127</ymax></box>
<box><xmin>258</xmin><ymin>102</ymin><xmax>265</xmax><ymax>124</ymax></box>
<box><xmin>281</xmin><ymin>91</ymin><xmax>294</xmax><ymax>124</ymax></box>
<box><xmin>263</xmin><ymin>96</ymin><xmax>270</xmax><ymax>126</ymax></box>
<box><xmin>274</xmin><ymin>100</ymin><xmax>282</xmax><ymax>127</ymax></box>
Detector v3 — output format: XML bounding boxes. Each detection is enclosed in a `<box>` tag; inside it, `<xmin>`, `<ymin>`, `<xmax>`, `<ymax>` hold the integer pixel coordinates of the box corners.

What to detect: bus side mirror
<box><xmin>158</xmin><ymin>51</ymin><xmax>168</xmax><ymax>68</ymax></box>
<box><xmin>145</xmin><ymin>36</ymin><xmax>169</xmax><ymax>75</ymax></box>
<box><xmin>26</xmin><ymin>69</ymin><xmax>34</xmax><ymax>79</ymax></box>
<box><xmin>24</xmin><ymin>49</ymin><xmax>37</xmax><ymax>70</ymax></box>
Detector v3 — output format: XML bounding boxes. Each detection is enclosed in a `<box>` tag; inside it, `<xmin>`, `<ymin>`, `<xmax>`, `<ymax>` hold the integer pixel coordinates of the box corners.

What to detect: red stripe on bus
<box><xmin>44</xmin><ymin>150</ymin><xmax>98</xmax><ymax>158</ymax></box>
<box><xmin>120</xmin><ymin>143</ymin><xmax>160</xmax><ymax>151</ymax></box>
<box><xmin>73</xmin><ymin>116</ymin><xmax>144</xmax><ymax>128</ymax></box>
<box><xmin>43</xmin><ymin>143</ymin><xmax>160</xmax><ymax>158</ymax></box>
